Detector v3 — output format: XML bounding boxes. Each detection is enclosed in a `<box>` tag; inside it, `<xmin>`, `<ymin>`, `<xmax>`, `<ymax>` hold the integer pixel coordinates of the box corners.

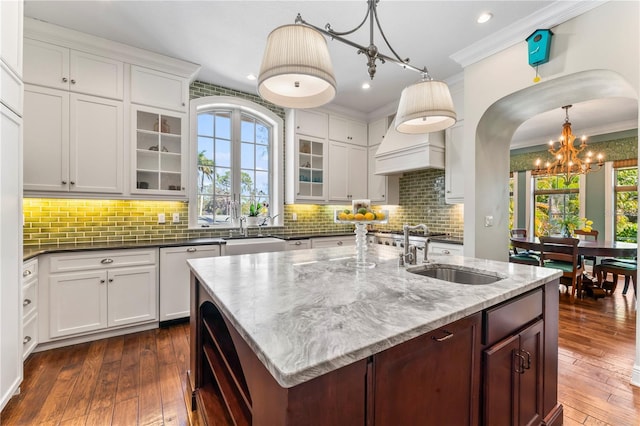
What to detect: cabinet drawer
<box><xmin>22</xmin><ymin>313</ymin><xmax>38</xmax><ymax>359</ymax></box>
<box><xmin>49</xmin><ymin>248</ymin><xmax>157</xmax><ymax>273</ymax></box>
<box><xmin>311</xmin><ymin>237</ymin><xmax>355</xmax><ymax>248</ymax></box>
<box><xmin>285</xmin><ymin>240</ymin><xmax>311</xmax><ymax>250</ymax></box>
<box><xmin>429</xmin><ymin>242</ymin><xmax>463</xmax><ymax>256</ymax></box>
<box><xmin>23</xmin><ymin>258</ymin><xmax>38</xmax><ymax>279</ymax></box>
<box><xmin>483</xmin><ymin>288</ymin><xmax>543</xmax><ymax>346</ymax></box>
<box><xmin>23</xmin><ymin>279</ymin><xmax>37</xmax><ymax>319</ymax></box>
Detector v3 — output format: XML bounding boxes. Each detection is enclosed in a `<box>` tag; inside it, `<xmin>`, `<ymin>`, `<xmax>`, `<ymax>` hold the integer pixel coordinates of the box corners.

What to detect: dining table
<box><xmin>510</xmin><ymin>236</ymin><xmax>637</xmax><ymax>259</ymax></box>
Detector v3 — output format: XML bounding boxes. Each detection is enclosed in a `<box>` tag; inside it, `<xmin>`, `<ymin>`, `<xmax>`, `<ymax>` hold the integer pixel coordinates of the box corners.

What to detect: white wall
<box><xmin>462</xmin><ymin>1</ymin><xmax>639</xmax><ymax>261</ymax></box>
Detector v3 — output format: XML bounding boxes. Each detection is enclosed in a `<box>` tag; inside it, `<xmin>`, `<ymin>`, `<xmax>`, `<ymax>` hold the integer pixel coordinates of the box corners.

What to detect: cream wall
<box><xmin>462</xmin><ymin>1</ymin><xmax>639</xmax><ymax>260</ymax></box>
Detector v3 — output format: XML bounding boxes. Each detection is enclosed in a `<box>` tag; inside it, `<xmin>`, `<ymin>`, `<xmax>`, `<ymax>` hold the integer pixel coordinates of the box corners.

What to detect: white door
<box><xmin>328</xmin><ymin>141</ymin><xmax>349</xmax><ymax>201</ymax></box>
<box><xmin>69</xmin><ymin>93</ymin><xmax>123</xmax><ymax>193</ymax></box>
<box><xmin>348</xmin><ymin>145</ymin><xmax>368</xmax><ymax>199</ymax></box>
<box><xmin>0</xmin><ymin>105</ymin><xmax>23</xmax><ymax>410</ymax></box>
<box><xmin>159</xmin><ymin>246</ymin><xmax>220</xmax><ymax>321</ymax></box>
<box><xmin>23</xmin><ymin>86</ymin><xmax>69</xmax><ymax>192</ymax></box>
<box><xmin>23</xmin><ymin>39</ymin><xmax>69</xmax><ymax>90</ymax></box>
<box><xmin>107</xmin><ymin>265</ymin><xmax>157</xmax><ymax>327</ymax></box>
<box><xmin>49</xmin><ymin>270</ymin><xmax>108</xmax><ymax>338</ymax></box>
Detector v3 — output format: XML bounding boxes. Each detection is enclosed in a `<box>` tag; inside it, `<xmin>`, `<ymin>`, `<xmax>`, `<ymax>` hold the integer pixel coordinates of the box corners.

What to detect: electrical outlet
<box><xmin>158</xmin><ymin>213</ymin><xmax>166</xmax><ymax>224</ymax></box>
<box><xmin>172</xmin><ymin>212</ymin><xmax>180</xmax><ymax>223</ymax></box>
<box><xmin>484</xmin><ymin>215</ymin><xmax>494</xmax><ymax>227</ymax></box>
<box><xmin>292</xmin><ymin>212</ymin><xmax>297</xmax><ymax>221</ymax></box>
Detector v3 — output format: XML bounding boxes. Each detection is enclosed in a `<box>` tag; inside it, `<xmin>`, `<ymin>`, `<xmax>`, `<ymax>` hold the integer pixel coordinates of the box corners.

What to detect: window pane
<box><xmin>255</xmin><ymin>171</ymin><xmax>269</xmax><ymax>196</ymax></box>
<box><xmin>241</xmin><ymin>142</ymin><xmax>254</xmax><ymax>169</ymax></box>
<box><xmin>256</xmin><ymin>144</ymin><xmax>269</xmax><ymax>171</ymax></box>
<box><xmin>241</xmin><ymin>118</ymin><xmax>255</xmax><ymax>143</ymax></box>
<box><xmin>240</xmin><ymin>170</ymin><xmax>254</xmax><ymax>196</ymax></box>
<box><xmin>215</xmin><ymin>112</ymin><xmax>231</xmax><ymax>139</ymax></box>
<box><xmin>196</xmin><ymin>169</ymin><xmax>213</xmax><ymax>195</ymax></box>
<box><xmin>215</xmin><ymin>139</ymin><xmax>231</xmax><ymax>168</ymax></box>
<box><xmin>215</xmin><ymin>168</ymin><xmax>232</xmax><ymax>195</ymax></box>
<box><xmin>615</xmin><ymin>167</ymin><xmax>638</xmax><ymax>243</ymax></box>
<box><xmin>256</xmin><ymin>123</ymin><xmax>269</xmax><ymax>145</ymax></box>
<box><xmin>198</xmin><ymin>196</ymin><xmax>214</xmax><ymax>225</ymax></box>
<box><xmin>198</xmin><ymin>113</ymin><xmax>214</xmax><ymax>137</ymax></box>
<box><xmin>197</xmin><ymin>137</ymin><xmax>213</xmax><ymax>164</ymax></box>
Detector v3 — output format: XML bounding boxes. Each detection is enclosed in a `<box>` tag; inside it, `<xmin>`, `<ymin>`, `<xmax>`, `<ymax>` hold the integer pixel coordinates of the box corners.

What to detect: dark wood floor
<box><xmin>2</xmin><ymin>280</ymin><xmax>639</xmax><ymax>426</ymax></box>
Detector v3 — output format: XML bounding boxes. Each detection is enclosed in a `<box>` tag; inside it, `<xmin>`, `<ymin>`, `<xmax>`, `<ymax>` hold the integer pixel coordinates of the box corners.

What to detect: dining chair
<box><xmin>509</xmin><ymin>228</ymin><xmax>540</xmax><ymax>266</ymax></box>
<box><xmin>539</xmin><ymin>236</ymin><xmax>584</xmax><ymax>300</ymax></box>
<box><xmin>595</xmin><ymin>258</ymin><xmax>637</xmax><ymax>298</ymax></box>
<box><xmin>573</xmin><ymin>229</ymin><xmax>599</xmax><ymax>268</ymax></box>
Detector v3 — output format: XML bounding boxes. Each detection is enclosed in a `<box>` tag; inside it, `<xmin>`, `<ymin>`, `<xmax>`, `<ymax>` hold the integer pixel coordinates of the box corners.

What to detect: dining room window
<box><xmin>613</xmin><ymin>163</ymin><xmax>638</xmax><ymax>243</ymax></box>
<box><xmin>533</xmin><ymin>173</ymin><xmax>581</xmax><ymax>236</ymax></box>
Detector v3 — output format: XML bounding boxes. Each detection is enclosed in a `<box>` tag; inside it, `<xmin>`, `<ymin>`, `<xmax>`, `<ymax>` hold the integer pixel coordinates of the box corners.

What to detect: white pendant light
<box><xmin>258</xmin><ymin>24</ymin><xmax>336</xmax><ymax>109</ymax></box>
<box><xmin>395</xmin><ymin>79</ymin><xmax>457</xmax><ymax>134</ymax></box>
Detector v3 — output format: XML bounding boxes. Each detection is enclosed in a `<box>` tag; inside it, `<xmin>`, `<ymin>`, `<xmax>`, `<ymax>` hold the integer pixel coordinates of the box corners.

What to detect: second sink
<box><xmin>407</xmin><ymin>264</ymin><xmax>505</xmax><ymax>285</ymax></box>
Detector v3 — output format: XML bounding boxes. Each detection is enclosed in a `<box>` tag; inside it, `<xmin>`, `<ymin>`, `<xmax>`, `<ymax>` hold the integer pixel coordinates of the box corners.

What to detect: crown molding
<box><xmin>24</xmin><ymin>17</ymin><xmax>201</xmax><ymax>81</ymax></box>
<box><xmin>450</xmin><ymin>0</ymin><xmax>609</xmax><ymax>68</ymax></box>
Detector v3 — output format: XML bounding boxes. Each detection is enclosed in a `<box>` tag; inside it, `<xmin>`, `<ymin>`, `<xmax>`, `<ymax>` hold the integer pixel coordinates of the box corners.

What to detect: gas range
<box><xmin>372</xmin><ymin>231</ymin><xmax>448</xmax><ymax>249</ymax></box>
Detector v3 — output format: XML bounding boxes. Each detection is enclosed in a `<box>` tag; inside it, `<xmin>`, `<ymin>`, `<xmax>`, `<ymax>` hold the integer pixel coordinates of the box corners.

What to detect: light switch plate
<box><xmin>485</xmin><ymin>215</ymin><xmax>494</xmax><ymax>227</ymax></box>
<box><xmin>172</xmin><ymin>212</ymin><xmax>180</xmax><ymax>223</ymax></box>
<box><xmin>158</xmin><ymin>213</ymin><xmax>166</xmax><ymax>224</ymax></box>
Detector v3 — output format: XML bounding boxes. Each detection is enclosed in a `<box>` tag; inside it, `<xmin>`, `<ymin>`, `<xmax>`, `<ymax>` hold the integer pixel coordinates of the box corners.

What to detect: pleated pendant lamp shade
<box><xmin>395</xmin><ymin>79</ymin><xmax>457</xmax><ymax>134</ymax></box>
<box><xmin>258</xmin><ymin>24</ymin><xmax>336</xmax><ymax>109</ymax></box>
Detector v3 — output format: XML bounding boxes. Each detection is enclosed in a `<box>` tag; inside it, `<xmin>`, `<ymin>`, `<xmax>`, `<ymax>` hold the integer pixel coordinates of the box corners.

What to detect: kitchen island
<box><xmin>187</xmin><ymin>245</ymin><xmax>563</xmax><ymax>425</ymax></box>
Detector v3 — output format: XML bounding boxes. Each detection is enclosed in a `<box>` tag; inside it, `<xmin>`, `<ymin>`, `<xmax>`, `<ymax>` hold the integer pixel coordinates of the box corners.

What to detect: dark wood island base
<box><xmin>186</xmin><ymin>274</ymin><xmax>563</xmax><ymax>426</ymax></box>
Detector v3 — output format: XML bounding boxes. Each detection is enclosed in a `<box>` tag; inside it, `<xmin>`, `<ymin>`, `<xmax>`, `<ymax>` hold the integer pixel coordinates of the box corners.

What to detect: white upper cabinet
<box><xmin>0</xmin><ymin>0</ymin><xmax>23</xmax><ymax>78</ymax></box>
<box><xmin>328</xmin><ymin>141</ymin><xmax>367</xmax><ymax>201</ymax></box>
<box><xmin>445</xmin><ymin>120</ymin><xmax>464</xmax><ymax>204</ymax></box>
<box><xmin>23</xmin><ymin>39</ymin><xmax>124</xmax><ymax>100</ymax></box>
<box><xmin>368</xmin><ymin>117</ymin><xmax>388</xmax><ymax>147</ymax></box>
<box><xmin>294</xmin><ymin>109</ymin><xmax>328</xmax><ymax>139</ymax></box>
<box><xmin>329</xmin><ymin>114</ymin><xmax>367</xmax><ymax>146</ymax></box>
<box><xmin>130</xmin><ymin>65</ymin><xmax>187</xmax><ymax>112</ymax></box>
<box><xmin>23</xmin><ymin>86</ymin><xmax>124</xmax><ymax>194</ymax></box>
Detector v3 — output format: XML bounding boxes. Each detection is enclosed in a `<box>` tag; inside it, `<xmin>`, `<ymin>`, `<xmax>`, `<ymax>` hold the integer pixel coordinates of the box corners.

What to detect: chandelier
<box><xmin>534</xmin><ymin>105</ymin><xmax>604</xmax><ymax>181</ymax></box>
<box><xmin>257</xmin><ymin>0</ymin><xmax>456</xmax><ymax>134</ymax></box>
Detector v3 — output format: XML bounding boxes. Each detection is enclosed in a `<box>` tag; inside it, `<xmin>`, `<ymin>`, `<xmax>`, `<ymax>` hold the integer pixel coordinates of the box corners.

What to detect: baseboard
<box><xmin>631</xmin><ymin>364</ymin><xmax>640</xmax><ymax>387</ymax></box>
<box><xmin>543</xmin><ymin>403</ymin><xmax>563</xmax><ymax>426</ymax></box>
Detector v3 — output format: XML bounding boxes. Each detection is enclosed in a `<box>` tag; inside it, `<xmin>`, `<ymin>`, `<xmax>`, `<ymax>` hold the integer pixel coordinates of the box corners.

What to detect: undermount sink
<box><xmin>407</xmin><ymin>264</ymin><xmax>505</xmax><ymax>285</ymax></box>
<box><xmin>223</xmin><ymin>237</ymin><xmax>286</xmax><ymax>255</ymax></box>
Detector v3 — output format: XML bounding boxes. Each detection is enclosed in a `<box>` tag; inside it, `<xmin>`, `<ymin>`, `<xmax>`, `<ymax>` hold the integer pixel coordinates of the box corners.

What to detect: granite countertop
<box><xmin>188</xmin><ymin>245</ymin><xmax>561</xmax><ymax>388</ymax></box>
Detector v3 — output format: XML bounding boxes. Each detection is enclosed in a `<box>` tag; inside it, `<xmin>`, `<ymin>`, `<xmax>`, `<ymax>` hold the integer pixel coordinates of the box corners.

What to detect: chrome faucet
<box><xmin>239</xmin><ymin>216</ymin><xmax>247</xmax><ymax>237</ymax></box>
<box><xmin>403</xmin><ymin>223</ymin><xmax>429</xmax><ymax>265</ymax></box>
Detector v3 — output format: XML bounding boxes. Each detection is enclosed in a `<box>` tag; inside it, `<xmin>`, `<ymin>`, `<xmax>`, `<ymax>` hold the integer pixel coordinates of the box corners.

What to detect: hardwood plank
<box><xmin>88</xmin><ymin>360</ymin><xmax>121</xmax><ymax>412</ymax></box>
<box><xmin>115</xmin><ymin>333</ymin><xmax>142</xmax><ymax>403</ymax></box>
<box><xmin>59</xmin><ymin>415</ymin><xmax>88</xmax><ymax>426</ymax></box>
<box><xmin>112</xmin><ymin>396</ymin><xmax>139</xmax><ymax>426</ymax></box>
<box><xmin>61</xmin><ymin>339</ymin><xmax>108</xmax><ymax>421</ymax></box>
<box><xmin>102</xmin><ymin>335</ymin><xmax>125</xmax><ymax>364</ymax></box>
<box><xmin>84</xmin><ymin>406</ymin><xmax>115</xmax><ymax>426</ymax></box>
<box><xmin>138</xmin><ymin>331</ymin><xmax>163</xmax><ymax>426</ymax></box>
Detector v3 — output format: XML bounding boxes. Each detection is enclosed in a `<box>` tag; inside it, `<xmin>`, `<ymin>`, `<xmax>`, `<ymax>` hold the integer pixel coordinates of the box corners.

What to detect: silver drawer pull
<box><xmin>443</xmin><ymin>250</ymin><xmax>451</xmax><ymax>255</ymax></box>
<box><xmin>337</xmin><ymin>241</ymin><xmax>343</xmax><ymax>246</ymax></box>
<box><xmin>62</xmin><ymin>77</ymin><xmax>68</xmax><ymax>83</ymax></box>
<box><xmin>186</xmin><ymin>248</ymin><xmax>197</xmax><ymax>252</ymax></box>
<box><xmin>101</xmin><ymin>258</ymin><xmax>114</xmax><ymax>264</ymax></box>
<box><xmin>23</xmin><ymin>270</ymin><xmax>32</xmax><ymax>277</ymax></box>
<box><xmin>23</xmin><ymin>298</ymin><xmax>32</xmax><ymax>307</ymax></box>
<box><xmin>23</xmin><ymin>336</ymin><xmax>32</xmax><ymax>344</ymax></box>
<box><xmin>295</xmin><ymin>241</ymin><xmax>302</xmax><ymax>246</ymax></box>
<box><xmin>432</xmin><ymin>330</ymin><xmax>454</xmax><ymax>342</ymax></box>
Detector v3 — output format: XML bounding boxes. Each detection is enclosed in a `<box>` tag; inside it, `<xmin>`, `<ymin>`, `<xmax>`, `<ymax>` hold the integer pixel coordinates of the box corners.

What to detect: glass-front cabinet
<box><xmin>132</xmin><ymin>106</ymin><xmax>186</xmax><ymax>195</ymax></box>
<box><xmin>296</xmin><ymin>135</ymin><xmax>327</xmax><ymax>201</ymax></box>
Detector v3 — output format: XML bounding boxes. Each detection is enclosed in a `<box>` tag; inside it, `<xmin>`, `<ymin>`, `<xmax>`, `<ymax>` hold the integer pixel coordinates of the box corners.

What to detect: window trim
<box><xmin>188</xmin><ymin>96</ymin><xmax>283</xmax><ymax>229</ymax></box>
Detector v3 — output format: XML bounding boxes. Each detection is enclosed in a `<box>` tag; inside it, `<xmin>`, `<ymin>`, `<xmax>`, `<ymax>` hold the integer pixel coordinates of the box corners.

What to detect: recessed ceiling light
<box><xmin>246</xmin><ymin>73</ymin><xmax>257</xmax><ymax>80</ymax></box>
<box><xmin>477</xmin><ymin>12</ymin><xmax>493</xmax><ymax>24</ymax></box>
<box><xmin>362</xmin><ymin>82</ymin><xmax>371</xmax><ymax>89</ymax></box>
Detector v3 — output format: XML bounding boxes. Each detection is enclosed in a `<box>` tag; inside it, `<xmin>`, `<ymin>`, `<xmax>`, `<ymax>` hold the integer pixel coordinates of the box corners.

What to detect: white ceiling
<box><xmin>23</xmin><ymin>0</ymin><xmax>638</xmax><ymax>148</ymax></box>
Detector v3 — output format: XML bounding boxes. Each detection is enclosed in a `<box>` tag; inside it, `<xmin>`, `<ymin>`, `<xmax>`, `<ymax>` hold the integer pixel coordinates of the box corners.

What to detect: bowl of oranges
<box><xmin>334</xmin><ymin>208</ymin><xmax>388</xmax><ymax>224</ymax></box>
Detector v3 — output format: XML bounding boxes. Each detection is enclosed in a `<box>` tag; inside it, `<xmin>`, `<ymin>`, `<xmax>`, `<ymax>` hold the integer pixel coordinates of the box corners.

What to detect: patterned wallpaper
<box><xmin>22</xmin><ymin>81</ymin><xmax>464</xmax><ymax>246</ymax></box>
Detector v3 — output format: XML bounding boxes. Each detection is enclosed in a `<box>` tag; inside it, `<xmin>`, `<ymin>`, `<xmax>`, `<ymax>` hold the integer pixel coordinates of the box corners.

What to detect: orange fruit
<box><xmin>354</xmin><ymin>213</ymin><xmax>365</xmax><ymax>221</ymax></box>
<box><xmin>338</xmin><ymin>212</ymin><xmax>347</xmax><ymax>220</ymax></box>
<box><xmin>375</xmin><ymin>212</ymin><xmax>386</xmax><ymax>220</ymax></box>
<box><xmin>364</xmin><ymin>212</ymin><xmax>375</xmax><ymax>221</ymax></box>
<box><xmin>346</xmin><ymin>213</ymin><xmax>355</xmax><ymax>220</ymax></box>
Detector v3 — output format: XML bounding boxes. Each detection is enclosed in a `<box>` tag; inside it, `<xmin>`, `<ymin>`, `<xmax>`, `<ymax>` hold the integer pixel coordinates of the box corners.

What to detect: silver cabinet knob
<box><xmin>70</xmin><ymin>181</ymin><xmax>75</xmax><ymax>185</ymax></box>
<box><xmin>295</xmin><ymin>241</ymin><xmax>301</xmax><ymax>246</ymax></box>
<box><xmin>108</xmin><ymin>278</ymin><xmax>114</xmax><ymax>283</ymax></box>
<box><xmin>337</xmin><ymin>241</ymin><xmax>343</xmax><ymax>246</ymax></box>
<box><xmin>23</xmin><ymin>298</ymin><xmax>31</xmax><ymax>307</ymax></box>
<box><xmin>23</xmin><ymin>270</ymin><xmax>32</xmax><ymax>277</ymax></box>
<box><xmin>70</xmin><ymin>79</ymin><xmax>76</xmax><ymax>84</ymax></box>
<box><xmin>187</xmin><ymin>247</ymin><xmax>197</xmax><ymax>252</ymax></box>
<box><xmin>62</xmin><ymin>180</ymin><xmax>67</xmax><ymax>184</ymax></box>
<box><xmin>100</xmin><ymin>279</ymin><xmax>106</xmax><ymax>284</ymax></box>
<box><xmin>23</xmin><ymin>336</ymin><xmax>32</xmax><ymax>344</ymax></box>
<box><xmin>62</xmin><ymin>77</ymin><xmax>68</xmax><ymax>83</ymax></box>
<box><xmin>100</xmin><ymin>258</ymin><xmax>114</xmax><ymax>264</ymax></box>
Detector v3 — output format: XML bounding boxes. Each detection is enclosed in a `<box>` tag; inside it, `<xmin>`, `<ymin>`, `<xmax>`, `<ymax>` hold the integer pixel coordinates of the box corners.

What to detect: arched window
<box><xmin>189</xmin><ymin>97</ymin><xmax>283</xmax><ymax>228</ymax></box>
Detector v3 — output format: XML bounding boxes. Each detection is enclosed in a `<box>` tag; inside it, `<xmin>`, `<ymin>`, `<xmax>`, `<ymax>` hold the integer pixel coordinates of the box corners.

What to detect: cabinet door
<box><xmin>130</xmin><ymin>65</ymin><xmax>186</xmax><ymax>112</ymax></box>
<box><xmin>23</xmin><ymin>86</ymin><xmax>70</xmax><ymax>192</ymax></box>
<box><xmin>373</xmin><ymin>313</ymin><xmax>481</xmax><ymax>425</ymax></box>
<box><xmin>0</xmin><ymin>105</ymin><xmax>23</xmax><ymax>410</ymax></box>
<box><xmin>107</xmin><ymin>265</ymin><xmax>157</xmax><ymax>327</ymax></box>
<box><xmin>328</xmin><ymin>141</ymin><xmax>349</xmax><ymax>201</ymax></box>
<box><xmin>23</xmin><ymin>39</ymin><xmax>69</xmax><ymax>90</ymax></box>
<box><xmin>295</xmin><ymin>135</ymin><xmax>327</xmax><ymax>201</ymax></box>
<box><xmin>347</xmin><ymin>120</ymin><xmax>367</xmax><ymax>146</ymax></box>
<box><xmin>518</xmin><ymin>320</ymin><xmax>544</xmax><ymax>426</ymax></box>
<box><xmin>445</xmin><ymin>121</ymin><xmax>464</xmax><ymax>204</ymax></box>
<box><xmin>159</xmin><ymin>245</ymin><xmax>220</xmax><ymax>321</ymax></box>
<box><xmin>328</xmin><ymin>114</ymin><xmax>348</xmax><ymax>142</ymax></box>
<box><xmin>295</xmin><ymin>109</ymin><xmax>328</xmax><ymax>139</ymax></box>
<box><xmin>348</xmin><ymin>144</ymin><xmax>368</xmax><ymax>199</ymax></box>
<box><xmin>368</xmin><ymin>145</ymin><xmax>386</xmax><ymax>202</ymax></box>
<box><xmin>69</xmin><ymin>50</ymin><xmax>123</xmax><ymax>100</ymax></box>
<box><xmin>0</xmin><ymin>0</ymin><xmax>23</xmax><ymax>78</ymax></box>
<box><xmin>368</xmin><ymin>117</ymin><xmax>387</xmax><ymax>147</ymax></box>
<box><xmin>70</xmin><ymin>93</ymin><xmax>123</xmax><ymax>193</ymax></box>
<box><xmin>49</xmin><ymin>270</ymin><xmax>108</xmax><ymax>338</ymax></box>
<box><xmin>132</xmin><ymin>106</ymin><xmax>186</xmax><ymax>195</ymax></box>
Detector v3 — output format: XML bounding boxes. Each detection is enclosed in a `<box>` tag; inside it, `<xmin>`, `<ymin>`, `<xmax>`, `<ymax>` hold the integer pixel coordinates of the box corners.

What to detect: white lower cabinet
<box><xmin>310</xmin><ymin>236</ymin><xmax>356</xmax><ymax>248</ymax></box>
<box><xmin>285</xmin><ymin>240</ymin><xmax>311</xmax><ymax>250</ymax></box>
<box><xmin>159</xmin><ymin>245</ymin><xmax>220</xmax><ymax>322</ymax></box>
<box><xmin>429</xmin><ymin>241</ymin><xmax>464</xmax><ymax>256</ymax></box>
<box><xmin>42</xmin><ymin>249</ymin><xmax>158</xmax><ymax>341</ymax></box>
<box><xmin>22</xmin><ymin>259</ymin><xmax>38</xmax><ymax>359</ymax></box>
